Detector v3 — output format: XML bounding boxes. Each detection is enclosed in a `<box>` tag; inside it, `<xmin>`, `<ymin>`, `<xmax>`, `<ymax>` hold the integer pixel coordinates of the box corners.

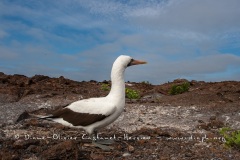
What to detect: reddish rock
<box><xmin>40</xmin><ymin>141</ymin><xmax>78</xmax><ymax>159</ymax></box>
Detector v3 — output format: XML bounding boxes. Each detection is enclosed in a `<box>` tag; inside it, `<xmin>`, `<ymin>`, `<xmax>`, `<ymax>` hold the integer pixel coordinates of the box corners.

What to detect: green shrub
<box><xmin>219</xmin><ymin>127</ymin><xmax>240</xmax><ymax>149</ymax></box>
<box><xmin>125</xmin><ymin>88</ymin><xmax>140</xmax><ymax>100</ymax></box>
<box><xmin>141</xmin><ymin>81</ymin><xmax>151</xmax><ymax>85</ymax></box>
<box><xmin>169</xmin><ymin>82</ymin><xmax>190</xmax><ymax>95</ymax></box>
<box><xmin>101</xmin><ymin>84</ymin><xmax>110</xmax><ymax>91</ymax></box>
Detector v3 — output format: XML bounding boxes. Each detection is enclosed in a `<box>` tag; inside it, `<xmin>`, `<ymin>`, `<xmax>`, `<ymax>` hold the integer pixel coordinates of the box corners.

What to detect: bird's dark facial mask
<box><xmin>127</xmin><ymin>59</ymin><xmax>147</xmax><ymax>67</ymax></box>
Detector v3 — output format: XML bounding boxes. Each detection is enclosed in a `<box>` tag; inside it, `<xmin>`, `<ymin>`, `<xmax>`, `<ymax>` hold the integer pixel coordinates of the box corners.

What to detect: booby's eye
<box><xmin>127</xmin><ymin>59</ymin><xmax>134</xmax><ymax>67</ymax></box>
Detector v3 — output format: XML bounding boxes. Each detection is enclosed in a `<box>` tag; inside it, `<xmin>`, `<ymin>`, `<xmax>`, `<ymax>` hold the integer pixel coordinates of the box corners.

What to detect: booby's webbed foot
<box><xmin>95</xmin><ymin>139</ymin><xmax>115</xmax><ymax>145</ymax></box>
<box><xmin>92</xmin><ymin>142</ymin><xmax>114</xmax><ymax>151</ymax></box>
<box><xmin>91</xmin><ymin>131</ymin><xmax>114</xmax><ymax>150</ymax></box>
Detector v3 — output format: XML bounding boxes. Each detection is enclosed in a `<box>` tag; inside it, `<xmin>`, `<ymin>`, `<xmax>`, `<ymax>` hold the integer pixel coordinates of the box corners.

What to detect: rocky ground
<box><xmin>0</xmin><ymin>72</ymin><xmax>240</xmax><ymax>159</ymax></box>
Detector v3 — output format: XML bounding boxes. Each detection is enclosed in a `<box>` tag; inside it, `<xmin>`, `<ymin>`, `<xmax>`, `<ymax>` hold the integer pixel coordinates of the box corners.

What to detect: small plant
<box><xmin>169</xmin><ymin>82</ymin><xmax>190</xmax><ymax>95</ymax></box>
<box><xmin>219</xmin><ymin>127</ymin><xmax>240</xmax><ymax>149</ymax></box>
<box><xmin>101</xmin><ymin>84</ymin><xmax>110</xmax><ymax>91</ymax></box>
<box><xmin>125</xmin><ymin>88</ymin><xmax>140</xmax><ymax>100</ymax></box>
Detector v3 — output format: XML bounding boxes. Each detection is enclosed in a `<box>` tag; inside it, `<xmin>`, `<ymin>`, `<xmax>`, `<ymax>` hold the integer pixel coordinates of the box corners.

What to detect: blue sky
<box><xmin>0</xmin><ymin>0</ymin><xmax>240</xmax><ymax>84</ymax></box>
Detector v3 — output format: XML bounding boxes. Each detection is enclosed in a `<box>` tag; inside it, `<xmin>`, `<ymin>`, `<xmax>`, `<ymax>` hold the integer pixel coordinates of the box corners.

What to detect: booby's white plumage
<box><xmin>43</xmin><ymin>55</ymin><xmax>146</xmax><ymax>135</ymax></box>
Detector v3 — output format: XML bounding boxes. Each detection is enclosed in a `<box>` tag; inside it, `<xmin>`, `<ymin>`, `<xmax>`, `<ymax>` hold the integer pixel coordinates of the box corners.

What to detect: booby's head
<box><xmin>115</xmin><ymin>55</ymin><xmax>147</xmax><ymax>68</ymax></box>
<box><xmin>109</xmin><ymin>55</ymin><xmax>147</xmax><ymax>97</ymax></box>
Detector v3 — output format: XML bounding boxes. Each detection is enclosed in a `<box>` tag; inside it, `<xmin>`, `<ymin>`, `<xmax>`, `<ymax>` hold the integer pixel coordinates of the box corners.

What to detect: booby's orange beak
<box><xmin>129</xmin><ymin>59</ymin><xmax>147</xmax><ymax>66</ymax></box>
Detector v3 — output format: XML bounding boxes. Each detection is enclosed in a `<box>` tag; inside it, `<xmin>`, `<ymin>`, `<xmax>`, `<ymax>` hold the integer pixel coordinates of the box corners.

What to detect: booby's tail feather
<box><xmin>15</xmin><ymin>111</ymin><xmax>54</xmax><ymax>123</ymax></box>
<box><xmin>16</xmin><ymin>111</ymin><xmax>32</xmax><ymax>123</ymax></box>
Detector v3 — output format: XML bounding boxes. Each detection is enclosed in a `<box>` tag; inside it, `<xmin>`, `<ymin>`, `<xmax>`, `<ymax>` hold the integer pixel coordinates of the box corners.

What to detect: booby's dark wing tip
<box><xmin>16</xmin><ymin>110</ymin><xmax>31</xmax><ymax>123</ymax></box>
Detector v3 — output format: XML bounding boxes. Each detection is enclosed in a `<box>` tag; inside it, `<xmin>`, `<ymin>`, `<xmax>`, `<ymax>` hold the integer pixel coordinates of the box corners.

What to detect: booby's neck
<box><xmin>107</xmin><ymin>62</ymin><xmax>126</xmax><ymax>103</ymax></box>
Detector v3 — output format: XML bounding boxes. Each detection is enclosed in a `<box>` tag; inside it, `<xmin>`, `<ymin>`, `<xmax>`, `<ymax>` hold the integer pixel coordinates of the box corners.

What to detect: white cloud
<box><xmin>128</xmin><ymin>0</ymin><xmax>240</xmax><ymax>33</ymax></box>
<box><xmin>133</xmin><ymin>53</ymin><xmax>240</xmax><ymax>84</ymax></box>
<box><xmin>0</xmin><ymin>46</ymin><xmax>19</xmax><ymax>60</ymax></box>
<box><xmin>0</xmin><ymin>30</ymin><xmax>8</xmax><ymax>39</ymax></box>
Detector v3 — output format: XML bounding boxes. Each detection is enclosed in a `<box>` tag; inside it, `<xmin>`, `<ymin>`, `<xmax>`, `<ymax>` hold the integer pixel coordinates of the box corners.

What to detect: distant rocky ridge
<box><xmin>0</xmin><ymin>72</ymin><xmax>101</xmax><ymax>103</ymax></box>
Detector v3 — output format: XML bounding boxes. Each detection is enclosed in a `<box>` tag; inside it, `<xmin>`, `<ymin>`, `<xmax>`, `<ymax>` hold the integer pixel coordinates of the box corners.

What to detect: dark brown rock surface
<box><xmin>0</xmin><ymin>73</ymin><xmax>240</xmax><ymax>159</ymax></box>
